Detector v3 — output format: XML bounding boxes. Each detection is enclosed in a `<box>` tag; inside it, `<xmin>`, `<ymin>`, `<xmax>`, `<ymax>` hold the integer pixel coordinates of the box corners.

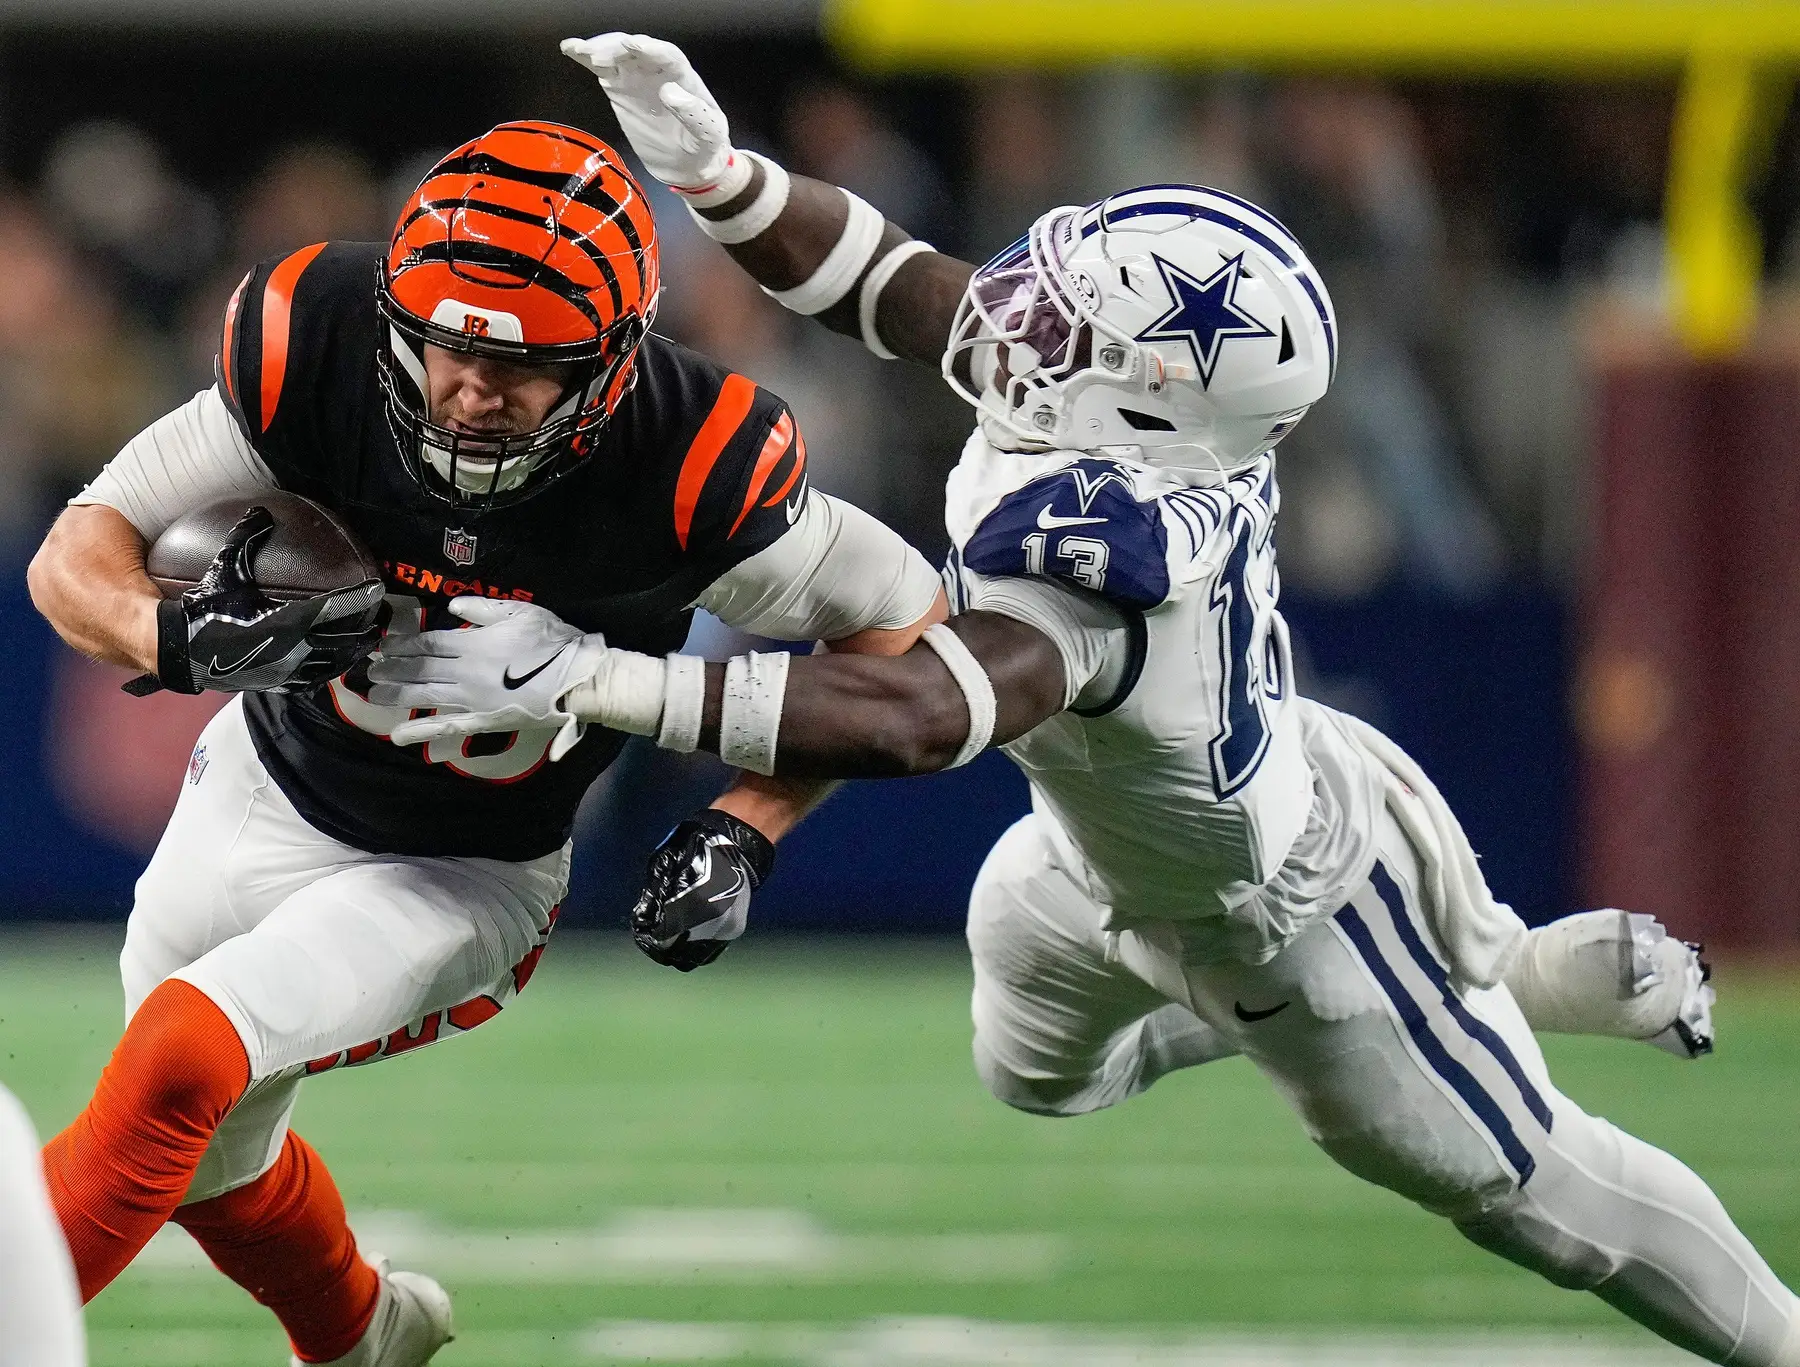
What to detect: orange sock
<box><xmin>175</xmin><ymin>1131</ymin><xmax>380</xmax><ymax>1363</ymax></box>
<box><xmin>41</xmin><ymin>978</ymin><xmax>250</xmax><ymax>1301</ymax></box>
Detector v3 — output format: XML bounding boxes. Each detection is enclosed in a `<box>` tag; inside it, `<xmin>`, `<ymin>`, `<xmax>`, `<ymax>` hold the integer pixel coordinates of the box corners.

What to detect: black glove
<box><xmin>125</xmin><ymin>506</ymin><xmax>384</xmax><ymax>697</ymax></box>
<box><xmin>631</xmin><ymin>807</ymin><xmax>776</xmax><ymax>972</ymax></box>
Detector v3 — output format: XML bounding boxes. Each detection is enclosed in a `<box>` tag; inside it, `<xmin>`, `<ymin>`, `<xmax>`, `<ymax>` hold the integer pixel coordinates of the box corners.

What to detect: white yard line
<box><xmin>126</xmin><ymin>1208</ymin><xmax>1065</xmax><ymax>1283</ymax></box>
<box><xmin>581</xmin><ymin>1318</ymin><xmax>1706</xmax><ymax>1366</ymax></box>
<box><xmin>84</xmin><ymin>1322</ymin><xmax>1704</xmax><ymax>1367</ymax></box>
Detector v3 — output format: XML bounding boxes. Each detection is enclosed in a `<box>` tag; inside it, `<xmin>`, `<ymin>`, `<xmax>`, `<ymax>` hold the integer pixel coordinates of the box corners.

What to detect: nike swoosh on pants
<box><xmin>1233</xmin><ymin>1000</ymin><xmax>1292</xmax><ymax>1023</ymax></box>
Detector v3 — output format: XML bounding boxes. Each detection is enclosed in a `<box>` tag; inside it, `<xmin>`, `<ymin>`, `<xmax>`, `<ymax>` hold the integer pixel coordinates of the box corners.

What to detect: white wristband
<box><xmin>720</xmin><ymin>650</ymin><xmax>790</xmax><ymax>776</ymax></box>
<box><xmin>686</xmin><ymin>150</ymin><xmax>790</xmax><ymax>246</ymax></box>
<box><xmin>656</xmin><ymin>653</ymin><xmax>707</xmax><ymax>753</ymax></box>
<box><xmin>859</xmin><ymin>239</ymin><xmax>936</xmax><ymax>359</ymax></box>
<box><xmin>669</xmin><ymin>149</ymin><xmax>754</xmax><ymax>209</ymax></box>
<box><xmin>921</xmin><ymin>624</ymin><xmax>996</xmax><ymax>768</ymax></box>
<box><xmin>764</xmin><ymin>190</ymin><xmax>885</xmax><ymax>316</ymax></box>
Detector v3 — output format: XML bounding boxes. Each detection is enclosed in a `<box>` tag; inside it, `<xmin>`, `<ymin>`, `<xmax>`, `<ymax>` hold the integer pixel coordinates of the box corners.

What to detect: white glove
<box><xmin>560</xmin><ymin>32</ymin><xmax>741</xmax><ymax>197</ymax></box>
<box><xmin>367</xmin><ymin>598</ymin><xmax>609</xmax><ymax>761</ymax></box>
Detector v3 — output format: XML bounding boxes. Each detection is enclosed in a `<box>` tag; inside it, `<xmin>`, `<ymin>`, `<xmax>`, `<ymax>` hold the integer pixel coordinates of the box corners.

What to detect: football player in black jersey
<box><xmin>26</xmin><ymin>121</ymin><xmax>943</xmax><ymax>1365</ymax></box>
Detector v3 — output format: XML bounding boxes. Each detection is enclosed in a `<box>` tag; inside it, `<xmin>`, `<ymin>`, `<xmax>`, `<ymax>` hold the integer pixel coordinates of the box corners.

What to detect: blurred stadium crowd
<box><xmin>3</xmin><ymin>33</ymin><xmax>1794</xmax><ymax>594</ymax></box>
<box><xmin>1</xmin><ymin>27</ymin><xmax>1795</xmax><ymax>930</ymax></box>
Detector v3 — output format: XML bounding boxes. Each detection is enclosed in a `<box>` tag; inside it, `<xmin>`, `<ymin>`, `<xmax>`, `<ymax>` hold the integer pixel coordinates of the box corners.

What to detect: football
<box><xmin>145</xmin><ymin>490</ymin><xmax>383</xmax><ymax>602</ymax></box>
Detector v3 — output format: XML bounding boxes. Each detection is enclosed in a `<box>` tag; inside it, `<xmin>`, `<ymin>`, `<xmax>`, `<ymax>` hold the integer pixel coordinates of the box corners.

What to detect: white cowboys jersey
<box><xmin>944</xmin><ymin>428</ymin><xmax>1386</xmax><ymax>965</ymax></box>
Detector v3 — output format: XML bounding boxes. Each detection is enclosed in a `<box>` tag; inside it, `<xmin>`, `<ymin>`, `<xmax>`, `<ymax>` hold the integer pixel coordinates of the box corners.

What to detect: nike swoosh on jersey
<box><xmin>1037</xmin><ymin>505</ymin><xmax>1108</xmax><ymax>530</ymax></box>
<box><xmin>502</xmin><ymin>642</ymin><xmax>571</xmax><ymax>690</ymax></box>
<box><xmin>785</xmin><ymin>480</ymin><xmax>809</xmax><ymax>525</ymax></box>
<box><xmin>1233</xmin><ymin>1000</ymin><xmax>1292</xmax><ymax>1023</ymax></box>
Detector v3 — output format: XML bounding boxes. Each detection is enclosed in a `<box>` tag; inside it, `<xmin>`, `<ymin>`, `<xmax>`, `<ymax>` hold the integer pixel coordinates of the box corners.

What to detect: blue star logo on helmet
<box><xmin>1136</xmin><ymin>252</ymin><xmax>1275</xmax><ymax>389</ymax></box>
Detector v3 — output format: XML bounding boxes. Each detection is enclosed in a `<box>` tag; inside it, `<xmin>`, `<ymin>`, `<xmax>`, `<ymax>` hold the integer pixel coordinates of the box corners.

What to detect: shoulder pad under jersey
<box><xmin>962</xmin><ymin>457</ymin><xmax>1171</xmax><ymax>610</ymax></box>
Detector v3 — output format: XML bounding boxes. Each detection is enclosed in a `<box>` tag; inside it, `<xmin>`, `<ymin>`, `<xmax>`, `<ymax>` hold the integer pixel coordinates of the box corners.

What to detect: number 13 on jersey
<box><xmin>1209</xmin><ymin>497</ymin><xmax>1289</xmax><ymax>797</ymax></box>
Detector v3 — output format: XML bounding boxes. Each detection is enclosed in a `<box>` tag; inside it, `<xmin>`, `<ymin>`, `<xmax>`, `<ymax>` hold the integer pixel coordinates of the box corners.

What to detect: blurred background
<box><xmin>1</xmin><ymin>2</ymin><xmax>1796</xmax><ymax>1363</ymax></box>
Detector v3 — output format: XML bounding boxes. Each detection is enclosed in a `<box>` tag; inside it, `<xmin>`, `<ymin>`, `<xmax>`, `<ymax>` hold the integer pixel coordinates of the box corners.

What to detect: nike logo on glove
<box><xmin>503</xmin><ymin>643</ymin><xmax>571</xmax><ymax>690</ymax></box>
<box><xmin>1037</xmin><ymin>506</ymin><xmax>1107</xmax><ymax>530</ymax></box>
<box><xmin>707</xmin><ymin>865</ymin><xmax>746</xmax><ymax>905</ymax></box>
<box><xmin>204</xmin><ymin>637</ymin><xmax>274</xmax><ymax>677</ymax></box>
<box><xmin>1233</xmin><ymin>1000</ymin><xmax>1291</xmax><ymax>1023</ymax></box>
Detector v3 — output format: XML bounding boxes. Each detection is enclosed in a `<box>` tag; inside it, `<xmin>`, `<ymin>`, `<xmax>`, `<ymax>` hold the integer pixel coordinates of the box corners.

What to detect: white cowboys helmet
<box><xmin>943</xmin><ymin>183</ymin><xmax>1337</xmax><ymax>476</ymax></box>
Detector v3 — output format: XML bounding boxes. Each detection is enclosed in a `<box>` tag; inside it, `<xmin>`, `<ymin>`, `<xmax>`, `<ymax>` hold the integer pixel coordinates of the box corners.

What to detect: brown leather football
<box><xmin>145</xmin><ymin>491</ymin><xmax>382</xmax><ymax>601</ymax></box>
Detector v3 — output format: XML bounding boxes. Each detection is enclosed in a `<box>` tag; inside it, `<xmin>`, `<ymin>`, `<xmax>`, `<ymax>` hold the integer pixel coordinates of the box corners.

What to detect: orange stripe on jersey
<box><xmin>673</xmin><ymin>374</ymin><xmax>757</xmax><ymax>550</ymax></box>
<box><xmin>259</xmin><ymin>243</ymin><xmax>327</xmax><ymax>432</ymax></box>
<box><xmin>219</xmin><ymin>271</ymin><xmax>250</xmax><ymax>404</ymax></box>
<box><xmin>761</xmin><ymin>428</ymin><xmax>807</xmax><ymax>508</ymax></box>
<box><xmin>728</xmin><ymin>412</ymin><xmax>796</xmax><ymax>538</ymax></box>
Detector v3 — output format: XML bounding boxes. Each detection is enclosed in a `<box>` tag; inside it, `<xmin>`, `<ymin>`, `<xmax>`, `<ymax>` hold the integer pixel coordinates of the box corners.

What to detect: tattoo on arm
<box><xmin>697</xmin><ymin>161</ymin><xmax>973</xmax><ymax>368</ymax></box>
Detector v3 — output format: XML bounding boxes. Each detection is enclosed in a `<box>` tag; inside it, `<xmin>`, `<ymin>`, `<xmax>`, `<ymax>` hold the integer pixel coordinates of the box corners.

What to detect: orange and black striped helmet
<box><xmin>377</xmin><ymin>120</ymin><xmax>660</xmax><ymax>508</ymax></box>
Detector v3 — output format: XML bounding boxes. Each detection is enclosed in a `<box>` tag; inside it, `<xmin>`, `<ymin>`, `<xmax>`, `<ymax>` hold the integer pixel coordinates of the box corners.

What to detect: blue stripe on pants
<box><xmin>1335</xmin><ymin>901</ymin><xmax>1538</xmax><ymax>1184</ymax></box>
<box><xmin>1368</xmin><ymin>863</ymin><xmax>1554</xmax><ymax>1134</ymax></box>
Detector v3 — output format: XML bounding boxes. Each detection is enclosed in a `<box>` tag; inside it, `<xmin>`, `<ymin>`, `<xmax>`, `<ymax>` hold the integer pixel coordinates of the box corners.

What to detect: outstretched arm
<box><xmin>564</xmin><ymin>32</ymin><xmax>974</xmax><ymax>368</ymax></box>
<box><xmin>576</xmin><ymin>607</ymin><xmax>1068</xmax><ymax>970</ymax></box>
<box><xmin>642</xmin><ymin>610</ymin><xmax>1065</xmax><ymax>781</ymax></box>
<box><xmin>705</xmin><ymin>585</ymin><xmax>948</xmax><ymax>843</ymax></box>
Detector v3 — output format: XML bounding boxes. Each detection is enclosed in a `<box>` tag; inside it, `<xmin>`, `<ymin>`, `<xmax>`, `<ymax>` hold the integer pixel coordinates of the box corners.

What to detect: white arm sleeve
<box><xmin>696</xmin><ymin>491</ymin><xmax>941</xmax><ymax>642</ymax></box>
<box><xmin>962</xmin><ymin>570</ymin><xmax>1130</xmax><ymax>711</ymax></box>
<box><xmin>71</xmin><ymin>386</ymin><xmax>276</xmax><ymax>539</ymax></box>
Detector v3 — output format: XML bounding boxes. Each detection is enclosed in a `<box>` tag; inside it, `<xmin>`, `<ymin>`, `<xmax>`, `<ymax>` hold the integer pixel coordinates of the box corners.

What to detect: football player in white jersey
<box><xmin>368</xmin><ymin>35</ymin><xmax>1800</xmax><ymax>1365</ymax></box>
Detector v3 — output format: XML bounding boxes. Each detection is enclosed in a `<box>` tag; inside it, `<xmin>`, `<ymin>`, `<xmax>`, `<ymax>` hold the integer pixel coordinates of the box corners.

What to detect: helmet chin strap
<box><xmin>409</xmin><ymin>342</ymin><xmax>603</xmax><ymax>500</ymax></box>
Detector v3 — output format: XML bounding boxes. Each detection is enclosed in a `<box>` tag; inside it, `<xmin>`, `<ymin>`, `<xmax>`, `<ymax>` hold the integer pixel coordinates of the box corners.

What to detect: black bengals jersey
<box><xmin>216</xmin><ymin>241</ymin><xmax>807</xmax><ymax>861</ymax></box>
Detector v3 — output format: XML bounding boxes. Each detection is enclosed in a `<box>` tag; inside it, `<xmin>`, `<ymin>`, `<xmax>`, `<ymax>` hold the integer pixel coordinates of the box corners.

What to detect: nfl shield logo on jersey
<box><xmin>443</xmin><ymin>527</ymin><xmax>478</xmax><ymax>567</ymax></box>
<box><xmin>187</xmin><ymin>745</ymin><xmax>209</xmax><ymax>787</ymax></box>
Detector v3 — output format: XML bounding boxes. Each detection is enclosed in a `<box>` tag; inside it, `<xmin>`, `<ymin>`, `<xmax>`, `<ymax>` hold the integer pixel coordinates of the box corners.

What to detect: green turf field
<box><xmin>2</xmin><ymin>928</ymin><xmax>1794</xmax><ymax>1365</ymax></box>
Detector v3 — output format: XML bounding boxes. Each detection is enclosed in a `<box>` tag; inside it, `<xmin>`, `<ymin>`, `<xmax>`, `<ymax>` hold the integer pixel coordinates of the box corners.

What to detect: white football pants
<box><xmin>122</xmin><ymin>697</ymin><xmax>568</xmax><ymax>1204</ymax></box>
<box><xmin>0</xmin><ymin>1085</ymin><xmax>85</xmax><ymax>1366</ymax></box>
<box><xmin>969</xmin><ymin>806</ymin><xmax>1800</xmax><ymax>1366</ymax></box>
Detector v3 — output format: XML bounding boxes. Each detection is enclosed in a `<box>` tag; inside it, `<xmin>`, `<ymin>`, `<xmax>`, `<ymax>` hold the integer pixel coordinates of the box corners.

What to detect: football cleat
<box><xmin>1506</xmin><ymin>908</ymin><xmax>1715</xmax><ymax>1059</ymax></box>
<box><xmin>1627</xmin><ymin>914</ymin><xmax>1715</xmax><ymax>1060</ymax></box>
<box><xmin>291</xmin><ymin>1257</ymin><xmax>453</xmax><ymax>1367</ymax></box>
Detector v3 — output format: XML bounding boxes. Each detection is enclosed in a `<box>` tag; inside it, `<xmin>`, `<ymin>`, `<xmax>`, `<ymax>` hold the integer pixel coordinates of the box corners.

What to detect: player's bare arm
<box><xmin>564</xmin><ymin>33</ymin><xmax>973</xmax><ymax>369</ymax></box>
<box><xmin>708</xmin><ymin>595</ymin><xmax>949</xmax><ymax>844</ymax></box>
<box><xmin>29</xmin><ymin>395</ymin><xmax>380</xmax><ymax>695</ymax></box>
<box><xmin>693</xmin><ymin>612</ymin><xmax>1061</xmax><ymax>779</ymax></box>
<box><xmin>28</xmin><ymin>344</ymin><xmax>574</xmax><ymax>698</ymax></box>
<box><xmin>591</xmin><ymin>605</ymin><xmax>1062</xmax><ymax>971</ymax></box>
<box><xmin>634</xmin><ymin>582</ymin><xmax>951</xmax><ymax>969</ymax></box>
<box><xmin>28</xmin><ymin>503</ymin><xmax>162</xmax><ymax>673</ymax></box>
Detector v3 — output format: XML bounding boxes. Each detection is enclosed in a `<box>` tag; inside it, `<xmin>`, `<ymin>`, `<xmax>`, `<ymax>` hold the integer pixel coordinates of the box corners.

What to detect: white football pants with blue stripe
<box><xmin>968</xmin><ymin>803</ymin><xmax>1800</xmax><ymax>1366</ymax></box>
